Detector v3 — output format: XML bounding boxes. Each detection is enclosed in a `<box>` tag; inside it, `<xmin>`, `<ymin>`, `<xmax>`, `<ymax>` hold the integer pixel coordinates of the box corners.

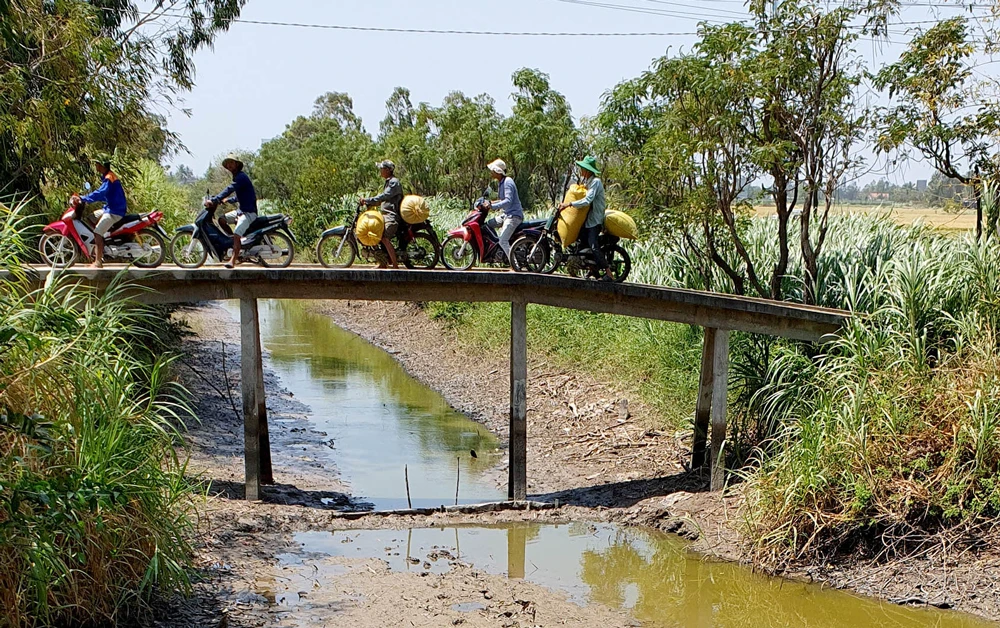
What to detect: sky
<box><xmin>161</xmin><ymin>0</ymin><xmax>995</xmax><ymax>184</ymax></box>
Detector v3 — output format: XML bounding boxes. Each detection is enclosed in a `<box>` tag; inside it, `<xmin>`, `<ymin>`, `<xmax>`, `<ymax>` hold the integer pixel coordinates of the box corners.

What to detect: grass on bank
<box><xmin>425</xmin><ymin>301</ymin><xmax>702</xmax><ymax>432</ymax></box>
<box><xmin>0</xmin><ymin>195</ymin><xmax>194</xmax><ymax>626</ymax></box>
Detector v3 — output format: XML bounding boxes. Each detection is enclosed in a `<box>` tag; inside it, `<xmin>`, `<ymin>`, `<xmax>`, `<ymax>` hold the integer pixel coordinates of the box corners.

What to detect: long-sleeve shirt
<box><xmin>212</xmin><ymin>170</ymin><xmax>258</xmax><ymax>214</ymax></box>
<box><xmin>572</xmin><ymin>176</ymin><xmax>606</xmax><ymax>229</ymax></box>
<box><xmin>80</xmin><ymin>172</ymin><xmax>127</xmax><ymax>216</ymax></box>
<box><xmin>365</xmin><ymin>177</ymin><xmax>404</xmax><ymax>217</ymax></box>
<box><xmin>492</xmin><ymin>176</ymin><xmax>524</xmax><ymax>220</ymax></box>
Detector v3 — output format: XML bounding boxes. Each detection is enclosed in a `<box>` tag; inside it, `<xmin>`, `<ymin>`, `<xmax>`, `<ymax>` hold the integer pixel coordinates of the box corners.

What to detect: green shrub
<box><xmin>0</xmin><ymin>197</ymin><xmax>193</xmax><ymax>626</ymax></box>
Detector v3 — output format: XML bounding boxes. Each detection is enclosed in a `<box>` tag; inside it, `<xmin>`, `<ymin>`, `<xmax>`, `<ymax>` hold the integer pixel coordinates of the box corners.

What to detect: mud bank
<box><xmin>305</xmin><ymin>299</ymin><xmax>1000</xmax><ymax>623</ymax></box>
<box><xmin>155</xmin><ymin>301</ymin><xmax>1000</xmax><ymax>626</ymax></box>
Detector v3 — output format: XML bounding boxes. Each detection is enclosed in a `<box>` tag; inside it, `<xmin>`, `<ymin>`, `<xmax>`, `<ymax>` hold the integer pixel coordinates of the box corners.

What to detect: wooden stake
<box><xmin>404</xmin><ymin>464</ymin><xmax>412</xmax><ymax>509</ymax></box>
<box><xmin>455</xmin><ymin>456</ymin><xmax>461</xmax><ymax>506</ymax></box>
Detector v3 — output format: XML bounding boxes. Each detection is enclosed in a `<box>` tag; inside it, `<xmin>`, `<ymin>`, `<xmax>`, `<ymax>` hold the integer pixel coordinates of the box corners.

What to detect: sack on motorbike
<box><xmin>557</xmin><ymin>184</ymin><xmax>589</xmax><ymax>246</ymax></box>
<box><xmin>401</xmin><ymin>195</ymin><xmax>430</xmax><ymax>224</ymax></box>
<box><xmin>604</xmin><ymin>210</ymin><xmax>638</xmax><ymax>240</ymax></box>
<box><xmin>356</xmin><ymin>210</ymin><xmax>385</xmax><ymax>246</ymax></box>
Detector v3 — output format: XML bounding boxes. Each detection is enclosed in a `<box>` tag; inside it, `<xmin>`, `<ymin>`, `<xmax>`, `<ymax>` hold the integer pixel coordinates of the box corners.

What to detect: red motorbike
<box><xmin>440</xmin><ymin>189</ymin><xmax>545</xmax><ymax>271</ymax></box>
<box><xmin>39</xmin><ymin>197</ymin><xmax>168</xmax><ymax>268</ymax></box>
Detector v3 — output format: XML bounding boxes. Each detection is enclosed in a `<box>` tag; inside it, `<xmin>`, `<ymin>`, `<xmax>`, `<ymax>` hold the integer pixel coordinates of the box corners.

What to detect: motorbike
<box><xmin>509</xmin><ymin>206</ymin><xmax>632</xmax><ymax>282</ymax></box>
<box><xmin>440</xmin><ymin>190</ymin><xmax>547</xmax><ymax>271</ymax></box>
<box><xmin>316</xmin><ymin>202</ymin><xmax>440</xmax><ymax>269</ymax></box>
<box><xmin>38</xmin><ymin>191</ymin><xmax>168</xmax><ymax>268</ymax></box>
<box><xmin>169</xmin><ymin>197</ymin><xmax>296</xmax><ymax>268</ymax></box>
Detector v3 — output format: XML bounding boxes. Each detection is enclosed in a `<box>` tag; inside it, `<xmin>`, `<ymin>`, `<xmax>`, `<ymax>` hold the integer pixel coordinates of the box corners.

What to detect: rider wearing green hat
<box><xmin>558</xmin><ymin>155</ymin><xmax>612</xmax><ymax>281</ymax></box>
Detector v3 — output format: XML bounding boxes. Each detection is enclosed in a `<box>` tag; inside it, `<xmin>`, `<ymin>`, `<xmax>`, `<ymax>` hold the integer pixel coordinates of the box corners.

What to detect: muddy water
<box><xmin>264</xmin><ymin>523</ymin><xmax>994</xmax><ymax>628</ymax></box>
<box><xmin>229</xmin><ymin>300</ymin><xmax>503</xmax><ymax>509</ymax></box>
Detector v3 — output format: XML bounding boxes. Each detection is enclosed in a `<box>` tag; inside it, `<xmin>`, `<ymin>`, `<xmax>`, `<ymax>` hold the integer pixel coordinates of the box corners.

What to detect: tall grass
<box><xmin>0</xmin><ymin>195</ymin><xmax>193</xmax><ymax>626</ymax></box>
<box><xmin>741</xmin><ymin>233</ymin><xmax>1000</xmax><ymax>565</ymax></box>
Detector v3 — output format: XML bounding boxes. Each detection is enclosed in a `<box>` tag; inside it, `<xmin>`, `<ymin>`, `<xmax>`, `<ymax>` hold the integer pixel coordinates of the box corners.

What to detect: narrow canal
<box><xmin>224</xmin><ymin>300</ymin><xmax>994</xmax><ymax>627</ymax></box>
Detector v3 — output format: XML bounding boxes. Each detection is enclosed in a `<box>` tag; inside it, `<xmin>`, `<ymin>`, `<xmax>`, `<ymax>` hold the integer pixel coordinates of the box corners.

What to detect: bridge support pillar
<box><xmin>691</xmin><ymin>328</ymin><xmax>730</xmax><ymax>491</ymax></box>
<box><xmin>240</xmin><ymin>297</ymin><xmax>272</xmax><ymax>500</ymax></box>
<box><xmin>508</xmin><ymin>300</ymin><xmax>528</xmax><ymax>501</ymax></box>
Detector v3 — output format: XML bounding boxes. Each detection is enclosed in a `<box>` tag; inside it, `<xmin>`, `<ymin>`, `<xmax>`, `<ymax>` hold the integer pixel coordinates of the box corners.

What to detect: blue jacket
<box><xmin>212</xmin><ymin>170</ymin><xmax>258</xmax><ymax>214</ymax></box>
<box><xmin>80</xmin><ymin>172</ymin><xmax>127</xmax><ymax>216</ymax></box>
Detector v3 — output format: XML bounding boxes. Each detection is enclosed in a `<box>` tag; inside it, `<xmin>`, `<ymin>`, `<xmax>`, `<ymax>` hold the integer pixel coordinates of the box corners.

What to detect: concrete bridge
<box><xmin>13</xmin><ymin>266</ymin><xmax>850</xmax><ymax>501</ymax></box>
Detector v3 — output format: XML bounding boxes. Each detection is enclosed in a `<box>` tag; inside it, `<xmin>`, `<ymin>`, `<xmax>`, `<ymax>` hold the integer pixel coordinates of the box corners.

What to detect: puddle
<box><xmin>223</xmin><ymin>300</ymin><xmax>503</xmax><ymax>509</ymax></box>
<box><xmin>265</xmin><ymin>523</ymin><xmax>995</xmax><ymax>628</ymax></box>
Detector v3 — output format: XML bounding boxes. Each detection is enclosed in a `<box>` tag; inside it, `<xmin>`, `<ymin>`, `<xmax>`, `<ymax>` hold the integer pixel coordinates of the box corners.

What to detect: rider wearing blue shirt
<box><xmin>485</xmin><ymin>159</ymin><xmax>523</xmax><ymax>264</ymax></box>
<box><xmin>207</xmin><ymin>154</ymin><xmax>257</xmax><ymax>268</ymax></box>
<box><xmin>75</xmin><ymin>155</ymin><xmax>126</xmax><ymax>268</ymax></box>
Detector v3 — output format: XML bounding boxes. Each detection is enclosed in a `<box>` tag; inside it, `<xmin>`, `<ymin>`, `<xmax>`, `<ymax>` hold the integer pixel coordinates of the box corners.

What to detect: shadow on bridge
<box><xmin>196</xmin><ymin>478</ymin><xmax>371</xmax><ymax>511</ymax></box>
<box><xmin>532</xmin><ymin>469</ymin><xmax>709</xmax><ymax>509</ymax></box>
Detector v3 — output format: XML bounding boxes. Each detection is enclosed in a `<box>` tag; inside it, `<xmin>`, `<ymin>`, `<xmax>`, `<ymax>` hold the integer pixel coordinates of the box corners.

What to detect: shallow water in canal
<box><xmin>262</xmin><ymin>523</ymin><xmax>994</xmax><ymax>627</ymax></box>
<box><xmin>226</xmin><ymin>300</ymin><xmax>994</xmax><ymax>627</ymax></box>
<box><xmin>234</xmin><ymin>299</ymin><xmax>503</xmax><ymax>509</ymax></box>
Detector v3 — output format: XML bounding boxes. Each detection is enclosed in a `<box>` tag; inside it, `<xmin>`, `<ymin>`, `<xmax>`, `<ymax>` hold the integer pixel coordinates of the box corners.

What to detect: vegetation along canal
<box><xmin>224</xmin><ymin>299</ymin><xmax>503</xmax><ymax>509</ymax></box>
<box><xmin>219</xmin><ymin>301</ymin><xmax>990</xmax><ymax>627</ymax></box>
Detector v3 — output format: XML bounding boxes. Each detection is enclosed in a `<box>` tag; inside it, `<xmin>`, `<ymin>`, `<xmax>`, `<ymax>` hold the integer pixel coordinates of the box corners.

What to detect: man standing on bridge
<box><xmin>206</xmin><ymin>153</ymin><xmax>257</xmax><ymax>269</ymax></box>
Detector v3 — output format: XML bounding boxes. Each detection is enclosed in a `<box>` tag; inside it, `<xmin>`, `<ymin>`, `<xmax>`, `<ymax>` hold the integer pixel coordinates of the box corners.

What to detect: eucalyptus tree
<box><xmin>378</xmin><ymin>87</ymin><xmax>441</xmax><ymax>195</ymax></box>
<box><xmin>429</xmin><ymin>91</ymin><xmax>504</xmax><ymax>203</ymax></box>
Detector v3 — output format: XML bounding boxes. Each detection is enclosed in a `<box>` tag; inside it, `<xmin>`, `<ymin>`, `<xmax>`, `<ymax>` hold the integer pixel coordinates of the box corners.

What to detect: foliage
<box><xmin>873</xmin><ymin>16</ymin><xmax>1000</xmax><ymax>238</ymax></box>
<box><xmin>124</xmin><ymin>159</ymin><xmax>191</xmax><ymax>230</ymax></box>
<box><xmin>0</xmin><ymin>197</ymin><xmax>193</xmax><ymax>626</ymax></box>
<box><xmin>1</xmin><ymin>0</ymin><xmax>246</xmax><ymax>201</ymax></box>
<box><xmin>744</xmin><ymin>231</ymin><xmax>1000</xmax><ymax>565</ymax></box>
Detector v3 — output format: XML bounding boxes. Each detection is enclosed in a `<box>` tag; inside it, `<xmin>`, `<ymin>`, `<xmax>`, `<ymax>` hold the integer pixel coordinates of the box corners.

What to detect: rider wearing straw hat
<box><xmin>206</xmin><ymin>153</ymin><xmax>258</xmax><ymax>268</ymax></box>
<box><xmin>558</xmin><ymin>155</ymin><xmax>612</xmax><ymax>281</ymax></box>
<box><xmin>483</xmin><ymin>158</ymin><xmax>523</xmax><ymax>265</ymax></box>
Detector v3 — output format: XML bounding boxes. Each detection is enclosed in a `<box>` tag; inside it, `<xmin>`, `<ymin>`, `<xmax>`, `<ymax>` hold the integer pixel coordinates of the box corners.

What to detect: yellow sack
<box><xmin>400</xmin><ymin>195</ymin><xmax>430</xmax><ymax>224</ymax></box>
<box><xmin>557</xmin><ymin>184</ymin><xmax>589</xmax><ymax>246</ymax></box>
<box><xmin>356</xmin><ymin>210</ymin><xmax>385</xmax><ymax>247</ymax></box>
<box><xmin>604</xmin><ymin>210</ymin><xmax>638</xmax><ymax>240</ymax></box>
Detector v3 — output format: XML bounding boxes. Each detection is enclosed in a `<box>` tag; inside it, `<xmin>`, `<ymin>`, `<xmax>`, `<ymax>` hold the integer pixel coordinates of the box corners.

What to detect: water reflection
<box><xmin>223</xmin><ymin>300</ymin><xmax>503</xmax><ymax>509</ymax></box>
<box><xmin>284</xmin><ymin>524</ymin><xmax>994</xmax><ymax>628</ymax></box>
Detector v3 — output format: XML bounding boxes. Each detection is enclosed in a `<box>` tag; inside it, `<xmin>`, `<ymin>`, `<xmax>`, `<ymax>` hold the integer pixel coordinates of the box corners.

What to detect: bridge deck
<box><xmin>9</xmin><ymin>265</ymin><xmax>851</xmax><ymax>498</ymax></box>
<box><xmin>18</xmin><ymin>266</ymin><xmax>848</xmax><ymax>341</ymax></box>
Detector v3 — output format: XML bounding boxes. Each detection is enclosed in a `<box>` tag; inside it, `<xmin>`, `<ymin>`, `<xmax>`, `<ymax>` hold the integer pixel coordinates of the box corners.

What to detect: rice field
<box><xmin>753</xmin><ymin>203</ymin><xmax>977</xmax><ymax>232</ymax></box>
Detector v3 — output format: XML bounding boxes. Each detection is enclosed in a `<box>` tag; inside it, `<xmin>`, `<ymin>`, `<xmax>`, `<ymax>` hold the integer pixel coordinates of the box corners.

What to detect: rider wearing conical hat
<box><xmin>558</xmin><ymin>156</ymin><xmax>612</xmax><ymax>281</ymax></box>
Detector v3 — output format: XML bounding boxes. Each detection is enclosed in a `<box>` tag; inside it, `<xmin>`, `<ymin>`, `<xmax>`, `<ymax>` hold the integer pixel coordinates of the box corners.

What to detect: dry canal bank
<box><xmin>161</xmin><ymin>301</ymin><xmax>999</xmax><ymax>627</ymax></box>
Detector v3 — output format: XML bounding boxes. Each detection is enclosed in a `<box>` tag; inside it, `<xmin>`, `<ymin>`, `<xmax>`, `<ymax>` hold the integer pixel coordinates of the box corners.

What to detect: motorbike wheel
<box><xmin>260</xmin><ymin>232</ymin><xmax>295</xmax><ymax>268</ymax></box>
<box><xmin>402</xmin><ymin>233</ymin><xmax>439</xmax><ymax>270</ymax></box>
<box><xmin>316</xmin><ymin>232</ymin><xmax>357</xmax><ymax>268</ymax></box>
<box><xmin>607</xmin><ymin>245</ymin><xmax>632</xmax><ymax>283</ymax></box>
<box><xmin>542</xmin><ymin>237</ymin><xmax>563</xmax><ymax>274</ymax></box>
<box><xmin>132</xmin><ymin>229</ymin><xmax>166</xmax><ymax>268</ymax></box>
<box><xmin>169</xmin><ymin>232</ymin><xmax>208</xmax><ymax>268</ymax></box>
<box><xmin>441</xmin><ymin>235</ymin><xmax>477</xmax><ymax>271</ymax></box>
<box><xmin>39</xmin><ymin>233</ymin><xmax>79</xmax><ymax>269</ymax></box>
<box><xmin>509</xmin><ymin>237</ymin><xmax>549</xmax><ymax>273</ymax></box>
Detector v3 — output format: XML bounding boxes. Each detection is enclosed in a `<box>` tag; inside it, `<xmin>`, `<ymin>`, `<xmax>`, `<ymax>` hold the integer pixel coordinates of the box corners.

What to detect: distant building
<box><xmin>916</xmin><ymin>179</ymin><xmax>928</xmax><ymax>192</ymax></box>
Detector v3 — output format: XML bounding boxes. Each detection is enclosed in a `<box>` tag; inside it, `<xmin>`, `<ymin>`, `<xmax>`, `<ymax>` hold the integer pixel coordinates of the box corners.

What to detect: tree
<box><xmin>505</xmin><ymin>68</ymin><xmax>580</xmax><ymax>208</ymax></box>
<box><xmin>378</xmin><ymin>88</ymin><xmax>440</xmax><ymax>195</ymax></box>
<box><xmin>430</xmin><ymin>92</ymin><xmax>503</xmax><ymax>203</ymax></box>
<box><xmin>873</xmin><ymin>17</ymin><xmax>1000</xmax><ymax>238</ymax></box>
<box><xmin>0</xmin><ymin>0</ymin><xmax>247</xmax><ymax>199</ymax></box>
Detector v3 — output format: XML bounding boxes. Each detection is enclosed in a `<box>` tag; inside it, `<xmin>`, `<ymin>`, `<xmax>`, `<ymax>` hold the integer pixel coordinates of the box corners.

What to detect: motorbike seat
<box><xmin>111</xmin><ymin>214</ymin><xmax>143</xmax><ymax>229</ymax></box>
<box><xmin>520</xmin><ymin>219</ymin><xmax>545</xmax><ymax>229</ymax></box>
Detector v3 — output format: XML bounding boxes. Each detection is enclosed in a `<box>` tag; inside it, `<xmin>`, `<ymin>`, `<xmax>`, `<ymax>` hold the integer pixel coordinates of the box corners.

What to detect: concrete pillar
<box><xmin>691</xmin><ymin>328</ymin><xmax>717</xmax><ymax>470</ymax></box>
<box><xmin>255</xmin><ymin>350</ymin><xmax>273</xmax><ymax>486</ymax></box>
<box><xmin>240</xmin><ymin>298</ymin><xmax>262</xmax><ymax>501</ymax></box>
<box><xmin>709</xmin><ymin>330</ymin><xmax>730</xmax><ymax>491</ymax></box>
<box><xmin>508</xmin><ymin>300</ymin><xmax>528</xmax><ymax>501</ymax></box>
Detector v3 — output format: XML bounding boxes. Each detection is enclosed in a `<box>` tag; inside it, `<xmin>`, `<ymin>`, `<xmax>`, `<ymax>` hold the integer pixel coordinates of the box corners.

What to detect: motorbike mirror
<box><xmin>83</xmin><ymin>182</ymin><xmax>91</xmax><ymax>191</ymax></box>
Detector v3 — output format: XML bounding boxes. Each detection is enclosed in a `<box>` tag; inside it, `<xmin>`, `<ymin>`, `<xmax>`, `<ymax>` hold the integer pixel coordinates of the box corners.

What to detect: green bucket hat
<box><xmin>575</xmin><ymin>155</ymin><xmax>600</xmax><ymax>176</ymax></box>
